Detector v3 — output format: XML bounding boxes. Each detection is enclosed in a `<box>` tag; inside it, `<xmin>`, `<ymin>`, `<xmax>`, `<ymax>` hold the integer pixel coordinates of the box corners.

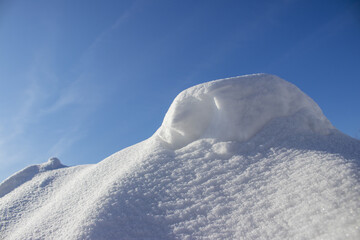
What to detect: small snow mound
<box><xmin>212</xmin><ymin>142</ymin><xmax>235</xmax><ymax>156</ymax></box>
<box><xmin>48</xmin><ymin>157</ymin><xmax>60</xmax><ymax>164</ymax></box>
<box><xmin>0</xmin><ymin>157</ymin><xmax>66</xmax><ymax>198</ymax></box>
<box><xmin>40</xmin><ymin>157</ymin><xmax>65</xmax><ymax>171</ymax></box>
<box><xmin>155</xmin><ymin>74</ymin><xmax>334</xmax><ymax>148</ymax></box>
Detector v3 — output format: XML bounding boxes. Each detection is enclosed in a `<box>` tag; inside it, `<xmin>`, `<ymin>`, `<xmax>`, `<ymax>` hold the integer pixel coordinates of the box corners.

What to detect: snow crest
<box><xmin>156</xmin><ymin>74</ymin><xmax>334</xmax><ymax>148</ymax></box>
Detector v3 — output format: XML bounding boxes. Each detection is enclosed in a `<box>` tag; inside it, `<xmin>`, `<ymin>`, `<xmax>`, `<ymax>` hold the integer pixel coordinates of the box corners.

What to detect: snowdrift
<box><xmin>1</xmin><ymin>74</ymin><xmax>359</xmax><ymax>240</ymax></box>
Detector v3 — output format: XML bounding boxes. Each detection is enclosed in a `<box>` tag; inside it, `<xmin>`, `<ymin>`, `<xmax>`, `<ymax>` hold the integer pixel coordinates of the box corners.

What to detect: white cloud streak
<box><xmin>0</xmin><ymin>1</ymin><xmax>142</xmax><ymax>181</ymax></box>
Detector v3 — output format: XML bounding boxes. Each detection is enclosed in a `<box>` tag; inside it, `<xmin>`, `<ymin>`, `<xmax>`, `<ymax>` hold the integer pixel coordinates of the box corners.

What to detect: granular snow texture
<box><xmin>0</xmin><ymin>74</ymin><xmax>359</xmax><ymax>240</ymax></box>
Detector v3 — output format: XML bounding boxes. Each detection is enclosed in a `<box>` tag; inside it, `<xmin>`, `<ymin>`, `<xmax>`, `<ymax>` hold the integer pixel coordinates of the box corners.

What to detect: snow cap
<box><xmin>155</xmin><ymin>74</ymin><xmax>334</xmax><ymax>148</ymax></box>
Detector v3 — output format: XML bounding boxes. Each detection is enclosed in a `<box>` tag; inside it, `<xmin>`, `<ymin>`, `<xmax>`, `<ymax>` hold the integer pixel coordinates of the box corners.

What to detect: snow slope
<box><xmin>0</xmin><ymin>74</ymin><xmax>359</xmax><ymax>240</ymax></box>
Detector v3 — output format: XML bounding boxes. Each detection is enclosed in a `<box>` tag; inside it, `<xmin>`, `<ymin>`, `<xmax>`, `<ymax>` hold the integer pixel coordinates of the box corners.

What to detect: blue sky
<box><xmin>0</xmin><ymin>0</ymin><xmax>359</xmax><ymax>181</ymax></box>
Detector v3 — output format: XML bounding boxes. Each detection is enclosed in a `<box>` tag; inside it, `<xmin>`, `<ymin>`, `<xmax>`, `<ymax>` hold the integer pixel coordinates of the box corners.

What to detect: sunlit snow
<box><xmin>0</xmin><ymin>74</ymin><xmax>359</xmax><ymax>240</ymax></box>
<box><xmin>156</xmin><ymin>74</ymin><xmax>333</xmax><ymax>148</ymax></box>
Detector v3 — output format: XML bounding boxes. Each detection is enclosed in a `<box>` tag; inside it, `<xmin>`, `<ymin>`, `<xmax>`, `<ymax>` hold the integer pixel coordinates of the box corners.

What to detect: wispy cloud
<box><xmin>0</xmin><ymin>1</ymin><xmax>142</xmax><ymax>181</ymax></box>
<box><xmin>0</xmin><ymin>53</ymin><xmax>87</xmax><ymax>179</ymax></box>
<box><xmin>0</xmin><ymin>68</ymin><xmax>46</xmax><ymax>145</ymax></box>
<box><xmin>79</xmin><ymin>0</ymin><xmax>141</xmax><ymax>68</ymax></box>
<box><xmin>47</xmin><ymin>127</ymin><xmax>85</xmax><ymax>159</ymax></box>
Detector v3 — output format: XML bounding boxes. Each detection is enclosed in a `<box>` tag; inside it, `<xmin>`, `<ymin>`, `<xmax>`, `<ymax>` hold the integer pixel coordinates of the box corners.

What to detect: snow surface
<box><xmin>0</xmin><ymin>74</ymin><xmax>359</xmax><ymax>240</ymax></box>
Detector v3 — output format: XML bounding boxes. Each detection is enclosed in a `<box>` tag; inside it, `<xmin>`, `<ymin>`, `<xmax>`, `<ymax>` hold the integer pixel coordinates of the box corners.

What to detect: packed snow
<box><xmin>156</xmin><ymin>74</ymin><xmax>334</xmax><ymax>148</ymax></box>
<box><xmin>0</xmin><ymin>74</ymin><xmax>359</xmax><ymax>240</ymax></box>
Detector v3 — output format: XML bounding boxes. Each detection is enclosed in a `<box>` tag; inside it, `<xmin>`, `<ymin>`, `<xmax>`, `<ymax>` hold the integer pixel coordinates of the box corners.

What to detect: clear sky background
<box><xmin>0</xmin><ymin>0</ymin><xmax>359</xmax><ymax>181</ymax></box>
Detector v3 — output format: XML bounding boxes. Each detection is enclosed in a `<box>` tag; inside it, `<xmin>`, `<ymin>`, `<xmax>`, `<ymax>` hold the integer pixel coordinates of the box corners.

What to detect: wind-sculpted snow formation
<box><xmin>156</xmin><ymin>74</ymin><xmax>333</xmax><ymax>148</ymax></box>
<box><xmin>0</xmin><ymin>74</ymin><xmax>359</xmax><ymax>240</ymax></box>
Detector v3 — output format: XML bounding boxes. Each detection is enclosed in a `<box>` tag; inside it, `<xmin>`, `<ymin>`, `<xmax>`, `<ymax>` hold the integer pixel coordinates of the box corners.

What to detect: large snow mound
<box><xmin>1</xmin><ymin>74</ymin><xmax>359</xmax><ymax>240</ymax></box>
<box><xmin>156</xmin><ymin>74</ymin><xmax>334</xmax><ymax>148</ymax></box>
